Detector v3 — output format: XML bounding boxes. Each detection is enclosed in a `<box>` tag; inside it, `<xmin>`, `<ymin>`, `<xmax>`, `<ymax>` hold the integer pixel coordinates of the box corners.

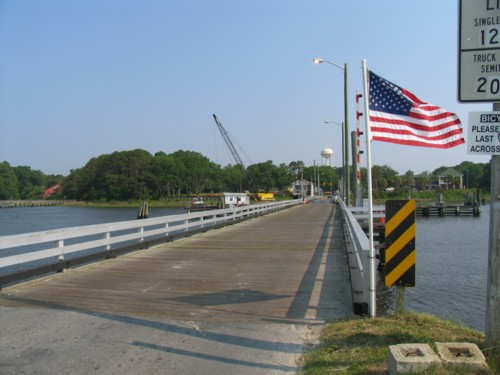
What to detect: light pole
<box><xmin>324</xmin><ymin>121</ymin><xmax>345</xmax><ymax>200</ymax></box>
<box><xmin>313</xmin><ymin>58</ymin><xmax>350</xmax><ymax>205</ymax></box>
<box><xmin>313</xmin><ymin>160</ymin><xmax>317</xmax><ymax>196</ymax></box>
<box><xmin>313</xmin><ymin>159</ymin><xmax>321</xmax><ymax>197</ymax></box>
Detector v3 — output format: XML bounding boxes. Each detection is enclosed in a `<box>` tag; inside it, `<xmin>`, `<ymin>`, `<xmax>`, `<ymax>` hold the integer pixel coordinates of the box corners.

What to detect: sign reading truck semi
<box><xmin>459</xmin><ymin>0</ymin><xmax>500</xmax><ymax>102</ymax></box>
<box><xmin>468</xmin><ymin>111</ymin><xmax>500</xmax><ymax>154</ymax></box>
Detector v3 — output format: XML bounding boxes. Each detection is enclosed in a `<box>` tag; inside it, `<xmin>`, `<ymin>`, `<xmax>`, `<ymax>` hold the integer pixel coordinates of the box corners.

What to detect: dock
<box><xmin>415</xmin><ymin>205</ymin><xmax>480</xmax><ymax>216</ymax></box>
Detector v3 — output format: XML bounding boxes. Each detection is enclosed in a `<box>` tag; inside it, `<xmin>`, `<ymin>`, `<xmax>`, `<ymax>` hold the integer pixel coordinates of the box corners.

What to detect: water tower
<box><xmin>321</xmin><ymin>147</ymin><xmax>333</xmax><ymax>167</ymax></box>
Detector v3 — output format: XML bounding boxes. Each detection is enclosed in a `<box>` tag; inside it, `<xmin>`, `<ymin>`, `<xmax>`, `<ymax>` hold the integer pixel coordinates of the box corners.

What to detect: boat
<box><xmin>185</xmin><ymin>193</ymin><xmax>250</xmax><ymax>212</ymax></box>
<box><xmin>185</xmin><ymin>196</ymin><xmax>222</xmax><ymax>212</ymax></box>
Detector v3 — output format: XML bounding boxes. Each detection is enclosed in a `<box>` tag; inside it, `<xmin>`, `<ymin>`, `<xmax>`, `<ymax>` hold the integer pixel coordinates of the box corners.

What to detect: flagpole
<box><xmin>362</xmin><ymin>59</ymin><xmax>376</xmax><ymax>318</ymax></box>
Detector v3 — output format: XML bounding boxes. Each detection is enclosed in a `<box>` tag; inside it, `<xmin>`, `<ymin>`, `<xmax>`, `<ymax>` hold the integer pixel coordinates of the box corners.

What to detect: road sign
<box><xmin>384</xmin><ymin>200</ymin><xmax>416</xmax><ymax>287</ymax></box>
<box><xmin>458</xmin><ymin>0</ymin><xmax>500</xmax><ymax>102</ymax></box>
<box><xmin>468</xmin><ymin>111</ymin><xmax>500</xmax><ymax>154</ymax></box>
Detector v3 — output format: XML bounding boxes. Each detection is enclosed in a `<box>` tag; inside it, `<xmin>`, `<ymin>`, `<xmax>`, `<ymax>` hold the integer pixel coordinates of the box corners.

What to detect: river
<box><xmin>403</xmin><ymin>204</ymin><xmax>489</xmax><ymax>332</ymax></box>
<box><xmin>0</xmin><ymin>204</ymin><xmax>491</xmax><ymax>332</ymax></box>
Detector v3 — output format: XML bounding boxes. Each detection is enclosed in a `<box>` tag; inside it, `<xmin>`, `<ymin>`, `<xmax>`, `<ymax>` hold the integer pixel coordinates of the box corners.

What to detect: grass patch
<box><xmin>300</xmin><ymin>312</ymin><xmax>499</xmax><ymax>374</ymax></box>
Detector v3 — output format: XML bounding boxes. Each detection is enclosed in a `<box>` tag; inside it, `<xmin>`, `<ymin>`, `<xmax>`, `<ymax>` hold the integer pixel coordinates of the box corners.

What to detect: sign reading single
<box><xmin>459</xmin><ymin>0</ymin><xmax>500</xmax><ymax>102</ymax></box>
<box><xmin>468</xmin><ymin>111</ymin><xmax>500</xmax><ymax>154</ymax></box>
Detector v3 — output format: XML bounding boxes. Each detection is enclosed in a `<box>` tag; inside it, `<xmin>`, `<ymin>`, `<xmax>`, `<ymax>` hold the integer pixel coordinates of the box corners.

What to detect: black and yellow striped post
<box><xmin>385</xmin><ymin>200</ymin><xmax>416</xmax><ymax>287</ymax></box>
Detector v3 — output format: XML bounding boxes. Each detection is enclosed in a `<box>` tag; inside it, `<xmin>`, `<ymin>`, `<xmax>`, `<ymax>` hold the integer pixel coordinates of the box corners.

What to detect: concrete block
<box><xmin>388</xmin><ymin>343</ymin><xmax>441</xmax><ymax>374</ymax></box>
<box><xmin>435</xmin><ymin>342</ymin><xmax>489</xmax><ymax>373</ymax></box>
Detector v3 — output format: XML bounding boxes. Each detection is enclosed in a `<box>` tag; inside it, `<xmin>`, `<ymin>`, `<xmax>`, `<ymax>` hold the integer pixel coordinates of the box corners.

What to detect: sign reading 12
<box><xmin>480</xmin><ymin>28</ymin><xmax>499</xmax><ymax>46</ymax></box>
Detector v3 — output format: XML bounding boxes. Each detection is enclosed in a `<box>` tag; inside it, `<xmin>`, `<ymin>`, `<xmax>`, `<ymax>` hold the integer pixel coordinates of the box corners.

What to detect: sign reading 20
<box><xmin>477</xmin><ymin>76</ymin><xmax>500</xmax><ymax>96</ymax></box>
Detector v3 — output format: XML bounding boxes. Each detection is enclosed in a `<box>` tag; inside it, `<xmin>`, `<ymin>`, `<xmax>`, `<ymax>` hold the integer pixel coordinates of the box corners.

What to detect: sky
<box><xmin>0</xmin><ymin>0</ymin><xmax>493</xmax><ymax>176</ymax></box>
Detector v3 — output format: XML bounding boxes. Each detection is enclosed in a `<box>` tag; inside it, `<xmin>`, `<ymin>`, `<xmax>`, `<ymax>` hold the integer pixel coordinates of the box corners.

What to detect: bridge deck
<box><xmin>0</xmin><ymin>200</ymin><xmax>352</xmax><ymax>323</ymax></box>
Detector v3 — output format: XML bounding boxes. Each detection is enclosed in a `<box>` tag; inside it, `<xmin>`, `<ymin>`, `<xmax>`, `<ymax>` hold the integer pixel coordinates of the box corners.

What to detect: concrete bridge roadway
<box><xmin>0</xmin><ymin>199</ymin><xmax>354</xmax><ymax>374</ymax></box>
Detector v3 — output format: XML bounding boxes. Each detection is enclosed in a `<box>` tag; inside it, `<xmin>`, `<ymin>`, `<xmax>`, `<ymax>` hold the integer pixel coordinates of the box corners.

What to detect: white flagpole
<box><xmin>362</xmin><ymin>59</ymin><xmax>376</xmax><ymax>318</ymax></box>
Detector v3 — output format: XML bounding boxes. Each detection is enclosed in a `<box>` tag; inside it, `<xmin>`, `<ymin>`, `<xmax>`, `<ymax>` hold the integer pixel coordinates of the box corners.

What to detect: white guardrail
<box><xmin>0</xmin><ymin>200</ymin><xmax>303</xmax><ymax>286</ymax></box>
<box><xmin>341</xmin><ymin>202</ymin><xmax>385</xmax><ymax>314</ymax></box>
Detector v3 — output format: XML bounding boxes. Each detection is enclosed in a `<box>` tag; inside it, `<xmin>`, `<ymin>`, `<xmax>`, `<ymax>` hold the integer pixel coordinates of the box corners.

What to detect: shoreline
<box><xmin>301</xmin><ymin>312</ymin><xmax>498</xmax><ymax>374</ymax></box>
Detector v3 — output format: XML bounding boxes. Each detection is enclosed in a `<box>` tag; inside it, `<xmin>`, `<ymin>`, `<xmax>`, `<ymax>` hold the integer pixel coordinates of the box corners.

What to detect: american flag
<box><xmin>368</xmin><ymin>70</ymin><xmax>464</xmax><ymax>148</ymax></box>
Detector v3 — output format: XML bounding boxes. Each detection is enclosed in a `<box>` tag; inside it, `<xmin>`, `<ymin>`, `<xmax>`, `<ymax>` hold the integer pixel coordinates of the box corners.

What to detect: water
<box><xmin>0</xmin><ymin>204</ymin><xmax>491</xmax><ymax>331</ymax></box>
<box><xmin>407</xmin><ymin>205</ymin><xmax>489</xmax><ymax>331</ymax></box>
<box><xmin>0</xmin><ymin>206</ymin><xmax>186</xmax><ymax>237</ymax></box>
<box><xmin>377</xmin><ymin>204</ymin><xmax>490</xmax><ymax>332</ymax></box>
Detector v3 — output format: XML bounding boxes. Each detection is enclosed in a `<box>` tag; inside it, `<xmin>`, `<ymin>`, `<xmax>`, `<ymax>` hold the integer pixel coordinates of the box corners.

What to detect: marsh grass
<box><xmin>301</xmin><ymin>313</ymin><xmax>499</xmax><ymax>374</ymax></box>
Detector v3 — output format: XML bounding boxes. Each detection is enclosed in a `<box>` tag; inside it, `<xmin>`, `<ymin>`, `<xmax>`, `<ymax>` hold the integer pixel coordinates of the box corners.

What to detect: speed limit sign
<box><xmin>459</xmin><ymin>0</ymin><xmax>500</xmax><ymax>102</ymax></box>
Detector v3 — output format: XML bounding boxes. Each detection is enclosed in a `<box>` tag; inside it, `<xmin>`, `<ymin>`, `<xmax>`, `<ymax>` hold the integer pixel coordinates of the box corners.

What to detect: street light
<box><xmin>313</xmin><ymin>159</ymin><xmax>321</xmax><ymax>197</ymax></box>
<box><xmin>324</xmin><ymin>121</ymin><xmax>346</xmax><ymax>200</ymax></box>
<box><xmin>313</xmin><ymin>57</ymin><xmax>350</xmax><ymax>205</ymax></box>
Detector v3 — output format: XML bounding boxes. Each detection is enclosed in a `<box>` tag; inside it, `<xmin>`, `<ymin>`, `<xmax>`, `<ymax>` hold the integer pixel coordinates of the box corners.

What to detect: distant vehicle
<box><xmin>191</xmin><ymin>196</ymin><xmax>204</xmax><ymax>206</ymax></box>
<box><xmin>257</xmin><ymin>193</ymin><xmax>275</xmax><ymax>201</ymax></box>
<box><xmin>385</xmin><ymin>187</ymin><xmax>395</xmax><ymax>192</ymax></box>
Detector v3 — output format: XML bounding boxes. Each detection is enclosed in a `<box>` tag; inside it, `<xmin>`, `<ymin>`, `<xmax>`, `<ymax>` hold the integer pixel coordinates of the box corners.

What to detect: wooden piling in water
<box><xmin>137</xmin><ymin>201</ymin><xmax>148</xmax><ymax>219</ymax></box>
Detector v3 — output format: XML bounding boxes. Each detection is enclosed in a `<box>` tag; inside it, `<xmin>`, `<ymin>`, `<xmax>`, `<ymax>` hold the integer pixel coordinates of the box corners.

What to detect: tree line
<box><xmin>0</xmin><ymin>148</ymin><xmax>492</xmax><ymax>201</ymax></box>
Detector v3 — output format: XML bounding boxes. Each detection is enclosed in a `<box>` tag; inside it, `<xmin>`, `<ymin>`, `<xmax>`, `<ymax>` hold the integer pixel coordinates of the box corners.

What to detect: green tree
<box><xmin>246</xmin><ymin>161</ymin><xmax>276</xmax><ymax>193</ymax></box>
<box><xmin>11</xmin><ymin>149</ymin><xmax>494</xmax><ymax>201</ymax></box>
<box><xmin>288</xmin><ymin>161</ymin><xmax>305</xmax><ymax>180</ymax></box>
<box><xmin>372</xmin><ymin>165</ymin><xmax>398</xmax><ymax>193</ymax></box>
<box><xmin>221</xmin><ymin>164</ymin><xmax>246</xmax><ymax>193</ymax></box>
<box><xmin>63</xmin><ymin>167</ymin><xmax>88</xmax><ymax>200</ymax></box>
<box><xmin>170</xmin><ymin>150</ymin><xmax>217</xmax><ymax>195</ymax></box>
<box><xmin>273</xmin><ymin>163</ymin><xmax>294</xmax><ymax>192</ymax></box>
<box><xmin>64</xmin><ymin>149</ymin><xmax>154</xmax><ymax>201</ymax></box>
<box><xmin>13</xmin><ymin>166</ymin><xmax>47</xmax><ymax>199</ymax></box>
<box><xmin>415</xmin><ymin>171</ymin><xmax>433</xmax><ymax>191</ymax></box>
<box><xmin>0</xmin><ymin>162</ymin><xmax>19</xmax><ymax>199</ymax></box>
<box><xmin>82</xmin><ymin>155</ymin><xmax>109</xmax><ymax>200</ymax></box>
<box><xmin>480</xmin><ymin>162</ymin><xmax>491</xmax><ymax>190</ymax></box>
<box><xmin>455</xmin><ymin>161</ymin><xmax>487</xmax><ymax>189</ymax></box>
<box><xmin>302</xmin><ymin>166</ymin><xmax>314</xmax><ymax>183</ymax></box>
<box><xmin>151</xmin><ymin>152</ymin><xmax>181</xmax><ymax>197</ymax></box>
<box><xmin>206</xmin><ymin>165</ymin><xmax>225</xmax><ymax>193</ymax></box>
<box><xmin>318</xmin><ymin>165</ymin><xmax>338</xmax><ymax>192</ymax></box>
<box><xmin>398</xmin><ymin>170</ymin><xmax>415</xmax><ymax>193</ymax></box>
<box><xmin>360</xmin><ymin>166</ymin><xmax>368</xmax><ymax>190</ymax></box>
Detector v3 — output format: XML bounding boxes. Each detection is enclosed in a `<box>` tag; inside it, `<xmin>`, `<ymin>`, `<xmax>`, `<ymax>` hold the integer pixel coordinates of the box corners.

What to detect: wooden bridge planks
<box><xmin>0</xmin><ymin>200</ymin><xmax>352</xmax><ymax>323</ymax></box>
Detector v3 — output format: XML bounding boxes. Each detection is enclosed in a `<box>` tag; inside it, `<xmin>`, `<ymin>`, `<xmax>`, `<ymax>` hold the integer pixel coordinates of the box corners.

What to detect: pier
<box><xmin>0</xmin><ymin>199</ymin><xmax>355</xmax><ymax>374</ymax></box>
<box><xmin>415</xmin><ymin>204</ymin><xmax>481</xmax><ymax>216</ymax></box>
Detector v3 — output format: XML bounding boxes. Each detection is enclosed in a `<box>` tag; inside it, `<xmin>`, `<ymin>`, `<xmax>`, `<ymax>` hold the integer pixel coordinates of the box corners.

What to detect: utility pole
<box><xmin>457</xmin><ymin>0</ymin><xmax>499</xmax><ymax>346</ymax></box>
<box><xmin>486</xmin><ymin>102</ymin><xmax>500</xmax><ymax>347</ymax></box>
<box><xmin>344</xmin><ymin>63</ymin><xmax>350</xmax><ymax>206</ymax></box>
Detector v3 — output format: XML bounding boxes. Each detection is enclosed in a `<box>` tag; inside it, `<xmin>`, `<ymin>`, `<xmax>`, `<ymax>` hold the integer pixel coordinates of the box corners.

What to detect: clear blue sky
<box><xmin>0</xmin><ymin>0</ymin><xmax>492</xmax><ymax>176</ymax></box>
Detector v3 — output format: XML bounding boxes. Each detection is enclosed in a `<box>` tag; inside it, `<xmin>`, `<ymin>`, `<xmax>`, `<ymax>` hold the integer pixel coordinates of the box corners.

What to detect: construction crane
<box><xmin>212</xmin><ymin>114</ymin><xmax>245</xmax><ymax>169</ymax></box>
<box><xmin>213</xmin><ymin>114</ymin><xmax>273</xmax><ymax>201</ymax></box>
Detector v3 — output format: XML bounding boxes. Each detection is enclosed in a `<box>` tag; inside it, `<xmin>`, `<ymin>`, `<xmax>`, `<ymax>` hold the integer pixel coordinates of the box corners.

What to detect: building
<box><xmin>437</xmin><ymin>168</ymin><xmax>464</xmax><ymax>190</ymax></box>
<box><xmin>42</xmin><ymin>183</ymin><xmax>63</xmax><ymax>198</ymax></box>
<box><xmin>291</xmin><ymin>179</ymin><xmax>314</xmax><ymax>199</ymax></box>
<box><xmin>222</xmin><ymin>192</ymin><xmax>250</xmax><ymax>207</ymax></box>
